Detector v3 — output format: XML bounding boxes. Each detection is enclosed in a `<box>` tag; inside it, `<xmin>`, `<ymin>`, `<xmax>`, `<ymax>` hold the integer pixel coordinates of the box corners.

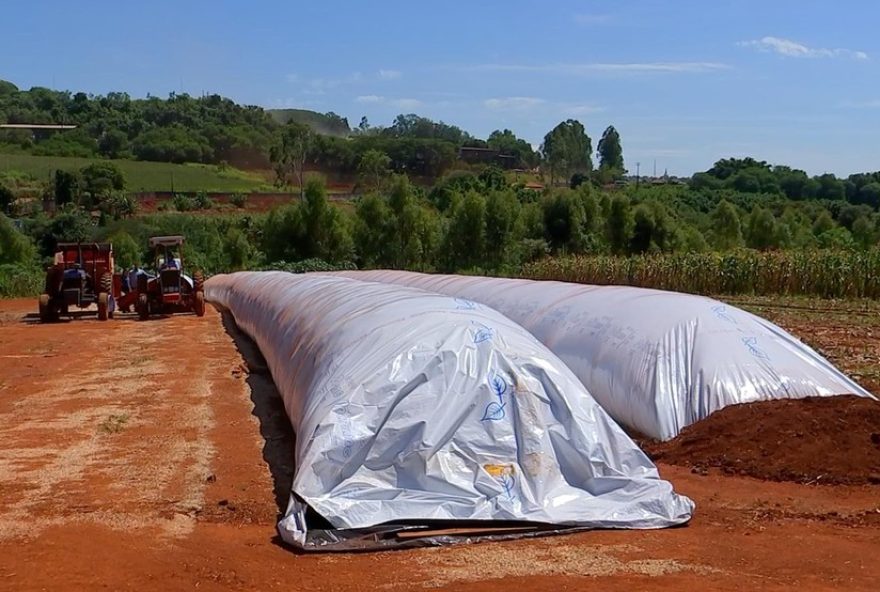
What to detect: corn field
<box><xmin>522</xmin><ymin>250</ymin><xmax>880</xmax><ymax>298</ymax></box>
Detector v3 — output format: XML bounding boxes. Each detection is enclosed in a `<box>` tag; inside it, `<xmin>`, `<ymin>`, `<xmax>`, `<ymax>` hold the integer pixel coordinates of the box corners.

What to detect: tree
<box><xmin>812</xmin><ymin>210</ymin><xmax>836</xmax><ymax>236</ymax></box>
<box><xmin>817</xmin><ymin>227</ymin><xmax>854</xmax><ymax>249</ymax></box>
<box><xmin>486</xmin><ymin>129</ymin><xmax>538</xmax><ymax>168</ymax></box>
<box><xmin>630</xmin><ymin>201</ymin><xmax>678</xmax><ymax>253</ymax></box>
<box><xmin>270</xmin><ymin>122</ymin><xmax>313</xmax><ymax>198</ymax></box>
<box><xmin>597</xmin><ymin>125</ymin><xmax>624</xmax><ymax>175</ymax></box>
<box><xmin>541</xmin><ymin>120</ymin><xmax>592</xmax><ymax>185</ymax></box>
<box><xmin>98</xmin><ymin>129</ymin><xmax>129</xmax><ymax>159</ymax></box>
<box><xmin>444</xmin><ymin>192</ymin><xmax>487</xmax><ymax>271</ymax></box>
<box><xmin>0</xmin><ymin>183</ymin><xmax>14</xmax><ymax>215</ymax></box>
<box><xmin>690</xmin><ymin>172</ymin><xmax>723</xmax><ymax>190</ymax></box>
<box><xmin>357</xmin><ymin>149</ymin><xmax>391</xmax><ymax>192</ymax></box>
<box><xmin>852</xmin><ymin>215</ymin><xmax>878</xmax><ymax>249</ymax></box>
<box><xmin>857</xmin><ymin>183</ymin><xmax>880</xmax><ymax>209</ymax></box>
<box><xmin>606</xmin><ymin>195</ymin><xmax>634</xmax><ymax>254</ymax></box>
<box><xmin>0</xmin><ymin>213</ymin><xmax>36</xmax><ymax>265</ymax></box>
<box><xmin>36</xmin><ymin>205</ymin><xmax>92</xmax><ymax>256</ymax></box>
<box><xmin>260</xmin><ymin>179</ymin><xmax>353</xmax><ymax>264</ymax></box>
<box><xmin>108</xmin><ymin>231</ymin><xmax>141</xmax><ymax>269</ymax></box>
<box><xmin>775</xmin><ymin>166</ymin><xmax>811</xmax><ymax>200</ymax></box>
<box><xmin>223</xmin><ymin>227</ymin><xmax>256</xmax><ymax>270</ymax></box>
<box><xmin>485</xmin><ymin>189</ymin><xmax>521</xmax><ymax>267</ymax></box>
<box><xmin>301</xmin><ymin>177</ymin><xmax>352</xmax><ymax>261</ymax></box>
<box><xmin>815</xmin><ymin>173</ymin><xmax>845</xmax><ymax>201</ymax></box>
<box><xmin>428</xmin><ymin>172</ymin><xmax>482</xmax><ymax>212</ymax></box>
<box><xmin>706</xmin><ymin>157</ymin><xmax>770</xmax><ymax>180</ymax></box>
<box><xmin>745</xmin><ymin>207</ymin><xmax>781</xmax><ymax>250</ymax></box>
<box><xmin>80</xmin><ymin>162</ymin><xmax>126</xmax><ymax>207</ymax></box>
<box><xmin>0</xmin><ymin>79</ymin><xmax>18</xmax><ymax>96</ymax></box>
<box><xmin>131</xmin><ymin>126</ymin><xmax>213</xmax><ymax>163</ymax></box>
<box><xmin>385</xmin><ymin>175</ymin><xmax>438</xmax><ymax>270</ymax></box>
<box><xmin>710</xmin><ymin>200</ymin><xmax>744</xmax><ymax>250</ymax></box>
<box><xmin>53</xmin><ymin>170</ymin><xmax>81</xmax><ymax>207</ymax></box>
<box><xmin>542</xmin><ymin>191</ymin><xmax>588</xmax><ymax>253</ymax></box>
<box><xmin>837</xmin><ymin>204</ymin><xmax>873</xmax><ymax>230</ymax></box>
<box><xmin>354</xmin><ymin>194</ymin><xmax>395</xmax><ymax>267</ymax></box>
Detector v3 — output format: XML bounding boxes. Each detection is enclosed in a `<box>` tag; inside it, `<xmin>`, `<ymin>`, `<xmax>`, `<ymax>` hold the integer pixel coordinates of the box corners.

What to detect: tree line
<box><xmin>0</xmin><ymin>80</ymin><xmax>615</xmax><ymax>179</ymax></box>
<box><xmin>4</xmin><ymin>162</ymin><xmax>880</xmax><ymax>290</ymax></box>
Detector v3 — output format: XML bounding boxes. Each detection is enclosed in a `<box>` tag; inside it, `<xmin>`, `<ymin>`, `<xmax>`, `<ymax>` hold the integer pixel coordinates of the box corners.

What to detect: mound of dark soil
<box><xmin>642</xmin><ymin>396</ymin><xmax>880</xmax><ymax>485</ymax></box>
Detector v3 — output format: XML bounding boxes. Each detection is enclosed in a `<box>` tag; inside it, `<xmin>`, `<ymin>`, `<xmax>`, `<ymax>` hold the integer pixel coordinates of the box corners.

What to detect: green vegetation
<box><xmin>523</xmin><ymin>251</ymin><xmax>880</xmax><ymax>298</ymax></box>
<box><xmin>0</xmin><ymin>82</ymin><xmax>538</xmax><ymax>181</ymax></box>
<box><xmin>0</xmin><ymin>153</ymin><xmax>266</xmax><ymax>192</ymax></box>
<box><xmin>5</xmin><ymin>155</ymin><xmax>880</xmax><ymax>298</ymax></box>
<box><xmin>3</xmin><ymin>79</ymin><xmax>880</xmax><ymax>301</ymax></box>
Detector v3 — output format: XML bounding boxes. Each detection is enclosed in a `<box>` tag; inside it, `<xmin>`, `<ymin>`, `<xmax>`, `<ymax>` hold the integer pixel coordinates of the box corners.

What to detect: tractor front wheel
<box><xmin>193</xmin><ymin>270</ymin><xmax>205</xmax><ymax>293</ymax></box>
<box><xmin>38</xmin><ymin>294</ymin><xmax>51</xmax><ymax>323</ymax></box>
<box><xmin>100</xmin><ymin>272</ymin><xmax>112</xmax><ymax>294</ymax></box>
<box><xmin>97</xmin><ymin>292</ymin><xmax>109</xmax><ymax>321</ymax></box>
<box><xmin>137</xmin><ymin>293</ymin><xmax>149</xmax><ymax>321</ymax></box>
<box><xmin>194</xmin><ymin>291</ymin><xmax>205</xmax><ymax>317</ymax></box>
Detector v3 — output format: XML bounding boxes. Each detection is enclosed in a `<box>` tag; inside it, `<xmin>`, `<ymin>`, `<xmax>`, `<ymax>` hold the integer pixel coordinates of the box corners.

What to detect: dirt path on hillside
<box><xmin>0</xmin><ymin>298</ymin><xmax>877</xmax><ymax>591</ymax></box>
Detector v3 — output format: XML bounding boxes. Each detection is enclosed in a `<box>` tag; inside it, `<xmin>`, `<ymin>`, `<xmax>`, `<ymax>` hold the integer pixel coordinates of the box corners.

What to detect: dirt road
<box><xmin>0</xmin><ymin>298</ymin><xmax>877</xmax><ymax>591</ymax></box>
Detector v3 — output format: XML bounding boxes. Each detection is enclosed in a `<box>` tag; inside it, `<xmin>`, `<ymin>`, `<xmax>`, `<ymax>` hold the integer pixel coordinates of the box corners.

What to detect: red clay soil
<box><xmin>1</xmin><ymin>298</ymin><xmax>880</xmax><ymax>591</ymax></box>
<box><xmin>643</xmin><ymin>396</ymin><xmax>880</xmax><ymax>485</ymax></box>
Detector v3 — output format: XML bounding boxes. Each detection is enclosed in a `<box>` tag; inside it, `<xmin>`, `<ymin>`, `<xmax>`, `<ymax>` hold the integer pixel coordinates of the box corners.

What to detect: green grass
<box><xmin>0</xmin><ymin>153</ymin><xmax>270</xmax><ymax>193</ymax></box>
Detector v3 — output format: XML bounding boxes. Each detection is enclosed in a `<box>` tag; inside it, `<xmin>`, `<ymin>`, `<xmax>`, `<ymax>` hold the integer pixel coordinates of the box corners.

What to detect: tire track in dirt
<box><xmin>0</xmin><ymin>306</ymin><xmax>223</xmax><ymax>542</ymax></box>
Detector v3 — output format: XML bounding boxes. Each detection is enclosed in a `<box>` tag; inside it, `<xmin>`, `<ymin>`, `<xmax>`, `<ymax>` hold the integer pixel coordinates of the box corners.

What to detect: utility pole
<box><xmin>636</xmin><ymin>162</ymin><xmax>641</xmax><ymax>189</ymax></box>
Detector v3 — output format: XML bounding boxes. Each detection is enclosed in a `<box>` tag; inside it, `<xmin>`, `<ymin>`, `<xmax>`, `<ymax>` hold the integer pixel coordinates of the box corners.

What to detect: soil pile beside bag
<box><xmin>642</xmin><ymin>395</ymin><xmax>880</xmax><ymax>485</ymax></box>
<box><xmin>206</xmin><ymin>272</ymin><xmax>693</xmax><ymax>550</ymax></box>
<box><xmin>329</xmin><ymin>271</ymin><xmax>873</xmax><ymax>441</ymax></box>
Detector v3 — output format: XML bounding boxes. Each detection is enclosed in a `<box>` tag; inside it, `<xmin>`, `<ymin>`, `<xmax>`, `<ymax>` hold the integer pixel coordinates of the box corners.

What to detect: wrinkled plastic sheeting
<box><xmin>206</xmin><ymin>272</ymin><xmax>693</xmax><ymax>550</ymax></box>
<box><xmin>329</xmin><ymin>271</ymin><xmax>873</xmax><ymax>441</ymax></box>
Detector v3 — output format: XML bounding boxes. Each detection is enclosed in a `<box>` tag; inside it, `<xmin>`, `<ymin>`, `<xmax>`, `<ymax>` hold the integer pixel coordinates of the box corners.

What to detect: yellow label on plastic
<box><xmin>483</xmin><ymin>464</ymin><xmax>515</xmax><ymax>477</ymax></box>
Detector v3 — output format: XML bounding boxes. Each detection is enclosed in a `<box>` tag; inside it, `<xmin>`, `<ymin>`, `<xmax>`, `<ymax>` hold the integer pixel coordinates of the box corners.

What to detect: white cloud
<box><xmin>484</xmin><ymin>96</ymin><xmax>546</xmax><ymax>110</ymax></box>
<box><xmin>391</xmin><ymin>98</ymin><xmax>422</xmax><ymax>109</ymax></box>
<box><xmin>482</xmin><ymin>97</ymin><xmax>604</xmax><ymax>118</ymax></box>
<box><xmin>354</xmin><ymin>95</ymin><xmax>422</xmax><ymax>109</ymax></box>
<box><xmin>573</xmin><ymin>13</ymin><xmax>611</xmax><ymax>25</ymax></box>
<box><xmin>840</xmin><ymin>99</ymin><xmax>880</xmax><ymax>109</ymax></box>
<box><xmin>464</xmin><ymin>62</ymin><xmax>729</xmax><ymax>75</ymax></box>
<box><xmin>299</xmin><ymin>72</ymin><xmax>364</xmax><ymax>91</ymax></box>
<box><xmin>562</xmin><ymin>103</ymin><xmax>604</xmax><ymax>116</ymax></box>
<box><xmin>739</xmin><ymin>36</ymin><xmax>868</xmax><ymax>60</ymax></box>
<box><xmin>378</xmin><ymin>69</ymin><xmax>402</xmax><ymax>80</ymax></box>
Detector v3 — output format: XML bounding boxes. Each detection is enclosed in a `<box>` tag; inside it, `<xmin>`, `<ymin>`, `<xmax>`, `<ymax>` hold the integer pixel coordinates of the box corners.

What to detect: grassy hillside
<box><xmin>267</xmin><ymin>109</ymin><xmax>351</xmax><ymax>136</ymax></box>
<box><xmin>0</xmin><ymin>153</ymin><xmax>270</xmax><ymax>193</ymax></box>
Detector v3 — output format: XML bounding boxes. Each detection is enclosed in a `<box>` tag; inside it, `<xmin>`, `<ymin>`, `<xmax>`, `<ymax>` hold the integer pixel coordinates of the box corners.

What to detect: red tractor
<box><xmin>132</xmin><ymin>235</ymin><xmax>205</xmax><ymax>320</ymax></box>
<box><xmin>38</xmin><ymin>242</ymin><xmax>120</xmax><ymax>322</ymax></box>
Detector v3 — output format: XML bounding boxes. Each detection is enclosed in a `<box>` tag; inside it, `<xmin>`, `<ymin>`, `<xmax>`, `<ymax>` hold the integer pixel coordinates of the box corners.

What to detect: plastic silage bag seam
<box><xmin>205</xmin><ymin>271</ymin><xmax>693</xmax><ymax>550</ymax></box>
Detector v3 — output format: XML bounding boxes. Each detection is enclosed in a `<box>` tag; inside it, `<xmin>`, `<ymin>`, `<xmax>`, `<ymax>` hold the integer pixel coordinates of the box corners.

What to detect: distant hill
<box><xmin>267</xmin><ymin>109</ymin><xmax>351</xmax><ymax>137</ymax></box>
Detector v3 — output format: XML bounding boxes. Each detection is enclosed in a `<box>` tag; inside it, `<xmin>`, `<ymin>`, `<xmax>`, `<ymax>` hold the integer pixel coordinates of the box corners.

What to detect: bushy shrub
<box><xmin>0</xmin><ymin>264</ymin><xmax>43</xmax><ymax>297</ymax></box>
<box><xmin>229</xmin><ymin>193</ymin><xmax>248</xmax><ymax>208</ymax></box>
<box><xmin>261</xmin><ymin>258</ymin><xmax>356</xmax><ymax>273</ymax></box>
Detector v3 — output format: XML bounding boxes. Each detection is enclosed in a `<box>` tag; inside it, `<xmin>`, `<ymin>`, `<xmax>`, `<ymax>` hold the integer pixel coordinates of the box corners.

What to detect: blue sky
<box><xmin>2</xmin><ymin>0</ymin><xmax>879</xmax><ymax>176</ymax></box>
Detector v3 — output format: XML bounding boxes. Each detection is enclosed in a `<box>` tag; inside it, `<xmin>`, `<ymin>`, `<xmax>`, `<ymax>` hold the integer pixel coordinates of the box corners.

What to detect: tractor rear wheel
<box><xmin>38</xmin><ymin>294</ymin><xmax>50</xmax><ymax>323</ymax></box>
<box><xmin>97</xmin><ymin>293</ymin><xmax>109</xmax><ymax>321</ymax></box>
<box><xmin>194</xmin><ymin>291</ymin><xmax>206</xmax><ymax>317</ymax></box>
<box><xmin>137</xmin><ymin>293</ymin><xmax>149</xmax><ymax>321</ymax></box>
